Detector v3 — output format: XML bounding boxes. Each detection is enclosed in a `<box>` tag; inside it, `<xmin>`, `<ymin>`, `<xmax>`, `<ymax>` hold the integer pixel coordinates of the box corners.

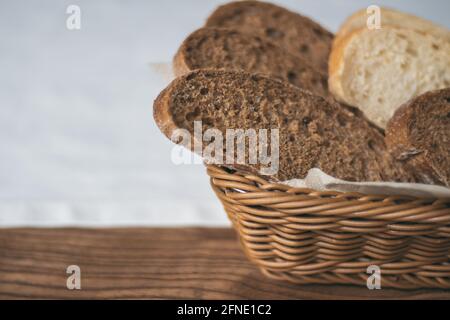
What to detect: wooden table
<box><xmin>0</xmin><ymin>228</ymin><xmax>449</xmax><ymax>299</ymax></box>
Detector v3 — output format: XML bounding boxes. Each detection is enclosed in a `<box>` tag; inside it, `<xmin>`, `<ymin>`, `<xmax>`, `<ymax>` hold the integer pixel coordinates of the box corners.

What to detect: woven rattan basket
<box><xmin>207</xmin><ymin>165</ymin><xmax>450</xmax><ymax>289</ymax></box>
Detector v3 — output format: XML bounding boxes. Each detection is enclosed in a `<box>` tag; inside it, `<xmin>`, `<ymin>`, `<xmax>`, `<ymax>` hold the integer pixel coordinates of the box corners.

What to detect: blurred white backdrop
<box><xmin>0</xmin><ymin>0</ymin><xmax>449</xmax><ymax>226</ymax></box>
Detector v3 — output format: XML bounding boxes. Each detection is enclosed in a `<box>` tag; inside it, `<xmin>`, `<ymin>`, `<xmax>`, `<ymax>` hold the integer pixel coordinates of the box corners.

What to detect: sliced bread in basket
<box><xmin>205</xmin><ymin>0</ymin><xmax>333</xmax><ymax>74</ymax></box>
<box><xmin>153</xmin><ymin>69</ymin><xmax>416</xmax><ymax>182</ymax></box>
<box><xmin>329</xmin><ymin>26</ymin><xmax>450</xmax><ymax>129</ymax></box>
<box><xmin>386</xmin><ymin>88</ymin><xmax>450</xmax><ymax>187</ymax></box>
<box><xmin>173</xmin><ymin>27</ymin><xmax>329</xmax><ymax>98</ymax></box>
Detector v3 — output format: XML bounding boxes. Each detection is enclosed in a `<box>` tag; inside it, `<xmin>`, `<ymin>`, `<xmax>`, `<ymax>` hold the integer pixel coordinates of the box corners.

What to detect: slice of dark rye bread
<box><xmin>174</xmin><ymin>27</ymin><xmax>383</xmax><ymax>134</ymax></box>
<box><xmin>173</xmin><ymin>27</ymin><xmax>329</xmax><ymax>99</ymax></box>
<box><xmin>205</xmin><ymin>1</ymin><xmax>333</xmax><ymax>74</ymax></box>
<box><xmin>153</xmin><ymin>69</ymin><xmax>416</xmax><ymax>182</ymax></box>
<box><xmin>386</xmin><ymin>88</ymin><xmax>450</xmax><ymax>187</ymax></box>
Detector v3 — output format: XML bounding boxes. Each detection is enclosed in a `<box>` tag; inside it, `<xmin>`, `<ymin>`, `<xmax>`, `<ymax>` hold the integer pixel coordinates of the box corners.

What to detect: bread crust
<box><xmin>335</xmin><ymin>8</ymin><xmax>366</xmax><ymax>39</ymax></box>
<box><xmin>336</xmin><ymin>6</ymin><xmax>450</xmax><ymax>42</ymax></box>
<box><xmin>153</xmin><ymin>79</ymin><xmax>180</xmax><ymax>141</ymax></box>
<box><xmin>173</xmin><ymin>35</ymin><xmax>195</xmax><ymax>77</ymax></box>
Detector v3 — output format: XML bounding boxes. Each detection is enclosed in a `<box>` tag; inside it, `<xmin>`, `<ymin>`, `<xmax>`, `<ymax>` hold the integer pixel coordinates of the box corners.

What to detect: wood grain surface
<box><xmin>0</xmin><ymin>228</ymin><xmax>449</xmax><ymax>299</ymax></box>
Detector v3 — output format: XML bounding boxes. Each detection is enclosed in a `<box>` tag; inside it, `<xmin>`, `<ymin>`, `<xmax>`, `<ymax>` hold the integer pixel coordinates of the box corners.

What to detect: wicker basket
<box><xmin>207</xmin><ymin>165</ymin><xmax>450</xmax><ymax>289</ymax></box>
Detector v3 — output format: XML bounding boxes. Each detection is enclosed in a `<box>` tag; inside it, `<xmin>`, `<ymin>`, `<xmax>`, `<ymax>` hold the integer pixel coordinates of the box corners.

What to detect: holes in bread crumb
<box><xmin>249</xmin><ymin>104</ymin><xmax>259</xmax><ymax>113</ymax></box>
<box><xmin>302</xmin><ymin>117</ymin><xmax>312</xmax><ymax>127</ymax></box>
<box><xmin>377</xmin><ymin>97</ymin><xmax>384</xmax><ymax>104</ymax></box>
<box><xmin>253</xmin><ymin>37</ymin><xmax>264</xmax><ymax>47</ymax></box>
<box><xmin>287</xmin><ymin>71</ymin><xmax>297</xmax><ymax>82</ymax></box>
<box><xmin>213</xmin><ymin>101</ymin><xmax>221</xmax><ymax>110</ymax></box>
<box><xmin>289</xmin><ymin>135</ymin><xmax>295</xmax><ymax>142</ymax></box>
<box><xmin>337</xmin><ymin>114</ymin><xmax>347</xmax><ymax>127</ymax></box>
<box><xmin>200</xmin><ymin>87</ymin><xmax>209</xmax><ymax>95</ymax></box>
<box><xmin>432</xmin><ymin>43</ymin><xmax>440</xmax><ymax>50</ymax></box>
<box><xmin>300</xmin><ymin>44</ymin><xmax>309</xmax><ymax>53</ymax></box>
<box><xmin>265</xmin><ymin>27</ymin><xmax>284</xmax><ymax>38</ymax></box>
<box><xmin>368</xmin><ymin>140</ymin><xmax>376</xmax><ymax>150</ymax></box>
<box><xmin>406</xmin><ymin>47</ymin><xmax>417</xmax><ymax>56</ymax></box>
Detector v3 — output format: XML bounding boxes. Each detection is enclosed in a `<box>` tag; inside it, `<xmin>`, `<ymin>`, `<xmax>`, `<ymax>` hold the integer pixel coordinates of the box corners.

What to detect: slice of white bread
<box><xmin>329</xmin><ymin>27</ymin><xmax>450</xmax><ymax>128</ymax></box>
<box><xmin>336</xmin><ymin>7</ymin><xmax>450</xmax><ymax>42</ymax></box>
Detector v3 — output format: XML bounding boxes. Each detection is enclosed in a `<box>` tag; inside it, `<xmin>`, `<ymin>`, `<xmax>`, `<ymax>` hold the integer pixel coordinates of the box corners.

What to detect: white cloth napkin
<box><xmin>283</xmin><ymin>168</ymin><xmax>450</xmax><ymax>198</ymax></box>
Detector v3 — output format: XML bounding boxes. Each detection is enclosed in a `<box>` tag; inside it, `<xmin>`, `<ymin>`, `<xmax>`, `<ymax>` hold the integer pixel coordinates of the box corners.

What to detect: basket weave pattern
<box><xmin>207</xmin><ymin>165</ymin><xmax>450</xmax><ymax>289</ymax></box>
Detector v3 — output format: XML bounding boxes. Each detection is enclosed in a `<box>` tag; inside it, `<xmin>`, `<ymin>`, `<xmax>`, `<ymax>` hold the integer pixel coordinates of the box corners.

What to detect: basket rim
<box><xmin>206</xmin><ymin>164</ymin><xmax>450</xmax><ymax>202</ymax></box>
<box><xmin>206</xmin><ymin>164</ymin><xmax>450</xmax><ymax>289</ymax></box>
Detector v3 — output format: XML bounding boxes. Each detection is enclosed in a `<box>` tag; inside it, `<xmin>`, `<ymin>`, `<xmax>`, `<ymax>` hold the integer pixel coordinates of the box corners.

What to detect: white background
<box><xmin>0</xmin><ymin>0</ymin><xmax>449</xmax><ymax>226</ymax></box>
